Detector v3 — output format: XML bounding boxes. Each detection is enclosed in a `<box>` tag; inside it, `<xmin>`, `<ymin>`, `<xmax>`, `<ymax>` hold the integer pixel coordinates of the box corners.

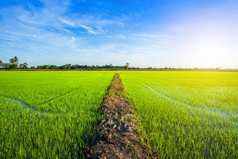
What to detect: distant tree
<box><xmin>37</xmin><ymin>66</ymin><xmax>43</xmax><ymax>69</ymax></box>
<box><xmin>61</xmin><ymin>64</ymin><xmax>65</xmax><ymax>69</ymax></box>
<box><xmin>9</xmin><ymin>56</ymin><xmax>18</xmax><ymax>69</ymax></box>
<box><xmin>62</xmin><ymin>64</ymin><xmax>71</xmax><ymax>69</ymax></box>
<box><xmin>0</xmin><ymin>60</ymin><xmax>2</xmax><ymax>68</ymax></box>
<box><xmin>31</xmin><ymin>66</ymin><xmax>35</xmax><ymax>69</ymax></box>
<box><xmin>10</xmin><ymin>58</ymin><xmax>14</xmax><ymax>65</ymax></box>
<box><xmin>10</xmin><ymin>64</ymin><xmax>17</xmax><ymax>69</ymax></box>
<box><xmin>3</xmin><ymin>63</ymin><xmax>10</xmax><ymax>69</ymax></box>
<box><xmin>13</xmin><ymin>56</ymin><xmax>18</xmax><ymax>64</ymax></box>
<box><xmin>49</xmin><ymin>65</ymin><xmax>58</xmax><ymax>69</ymax></box>
<box><xmin>42</xmin><ymin>65</ymin><xmax>49</xmax><ymax>69</ymax></box>
<box><xmin>23</xmin><ymin>62</ymin><xmax>28</xmax><ymax>69</ymax></box>
<box><xmin>71</xmin><ymin>65</ymin><xmax>78</xmax><ymax>69</ymax></box>
<box><xmin>9</xmin><ymin>60</ymin><xmax>17</xmax><ymax>69</ymax></box>
<box><xmin>125</xmin><ymin>63</ymin><xmax>129</xmax><ymax>69</ymax></box>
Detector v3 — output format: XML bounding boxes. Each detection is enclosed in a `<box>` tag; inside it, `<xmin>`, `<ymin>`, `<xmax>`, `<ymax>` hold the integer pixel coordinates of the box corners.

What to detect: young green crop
<box><xmin>2</xmin><ymin>71</ymin><xmax>237</xmax><ymax>158</ymax></box>
<box><xmin>120</xmin><ymin>71</ymin><xmax>238</xmax><ymax>159</ymax></box>
<box><xmin>0</xmin><ymin>71</ymin><xmax>114</xmax><ymax>158</ymax></box>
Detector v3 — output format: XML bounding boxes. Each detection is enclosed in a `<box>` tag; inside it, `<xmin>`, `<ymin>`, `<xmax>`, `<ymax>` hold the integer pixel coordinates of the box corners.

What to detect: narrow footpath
<box><xmin>85</xmin><ymin>74</ymin><xmax>156</xmax><ymax>159</ymax></box>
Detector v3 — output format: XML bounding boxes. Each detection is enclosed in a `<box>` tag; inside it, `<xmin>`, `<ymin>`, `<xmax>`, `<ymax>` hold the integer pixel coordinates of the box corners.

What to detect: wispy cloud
<box><xmin>79</xmin><ymin>24</ymin><xmax>97</xmax><ymax>34</ymax></box>
<box><xmin>58</xmin><ymin>17</ymin><xmax>75</xmax><ymax>27</ymax></box>
<box><xmin>0</xmin><ymin>30</ymin><xmax>38</xmax><ymax>39</ymax></box>
<box><xmin>78</xmin><ymin>24</ymin><xmax>106</xmax><ymax>35</ymax></box>
<box><xmin>56</xmin><ymin>28</ymin><xmax>70</xmax><ymax>33</ymax></box>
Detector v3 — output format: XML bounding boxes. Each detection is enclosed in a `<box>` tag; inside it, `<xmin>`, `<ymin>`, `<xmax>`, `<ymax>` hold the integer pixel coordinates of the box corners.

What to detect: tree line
<box><xmin>0</xmin><ymin>56</ymin><xmax>28</xmax><ymax>69</ymax></box>
<box><xmin>0</xmin><ymin>56</ymin><xmax>130</xmax><ymax>70</ymax></box>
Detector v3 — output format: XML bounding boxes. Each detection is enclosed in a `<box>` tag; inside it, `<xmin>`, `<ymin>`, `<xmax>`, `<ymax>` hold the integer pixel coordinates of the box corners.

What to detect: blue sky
<box><xmin>0</xmin><ymin>0</ymin><xmax>238</xmax><ymax>68</ymax></box>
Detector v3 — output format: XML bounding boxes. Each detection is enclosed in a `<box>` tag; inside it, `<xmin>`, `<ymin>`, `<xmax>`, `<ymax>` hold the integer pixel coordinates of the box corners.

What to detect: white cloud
<box><xmin>58</xmin><ymin>17</ymin><xmax>75</xmax><ymax>27</ymax></box>
<box><xmin>56</xmin><ymin>28</ymin><xmax>70</xmax><ymax>33</ymax></box>
<box><xmin>79</xmin><ymin>24</ymin><xmax>97</xmax><ymax>34</ymax></box>
<box><xmin>96</xmin><ymin>26</ymin><xmax>105</xmax><ymax>34</ymax></box>
<box><xmin>0</xmin><ymin>30</ymin><xmax>38</xmax><ymax>39</ymax></box>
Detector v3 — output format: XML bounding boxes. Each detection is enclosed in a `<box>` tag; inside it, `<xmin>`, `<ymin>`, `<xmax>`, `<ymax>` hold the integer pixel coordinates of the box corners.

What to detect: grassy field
<box><xmin>120</xmin><ymin>71</ymin><xmax>238</xmax><ymax>158</ymax></box>
<box><xmin>0</xmin><ymin>71</ymin><xmax>114</xmax><ymax>158</ymax></box>
<box><xmin>1</xmin><ymin>71</ymin><xmax>238</xmax><ymax>158</ymax></box>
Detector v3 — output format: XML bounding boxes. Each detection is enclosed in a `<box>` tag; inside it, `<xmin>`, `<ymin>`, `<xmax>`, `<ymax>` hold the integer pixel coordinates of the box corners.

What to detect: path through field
<box><xmin>86</xmin><ymin>74</ymin><xmax>156</xmax><ymax>158</ymax></box>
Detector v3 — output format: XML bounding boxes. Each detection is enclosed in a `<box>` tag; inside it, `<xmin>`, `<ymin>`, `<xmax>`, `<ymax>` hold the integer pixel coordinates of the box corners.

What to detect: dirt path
<box><xmin>85</xmin><ymin>74</ymin><xmax>156</xmax><ymax>159</ymax></box>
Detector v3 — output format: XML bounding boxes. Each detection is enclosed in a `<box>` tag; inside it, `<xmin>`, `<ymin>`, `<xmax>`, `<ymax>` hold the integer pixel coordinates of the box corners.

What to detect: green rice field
<box><xmin>1</xmin><ymin>71</ymin><xmax>238</xmax><ymax>158</ymax></box>
<box><xmin>0</xmin><ymin>71</ymin><xmax>114</xmax><ymax>158</ymax></box>
<box><xmin>120</xmin><ymin>71</ymin><xmax>238</xmax><ymax>158</ymax></box>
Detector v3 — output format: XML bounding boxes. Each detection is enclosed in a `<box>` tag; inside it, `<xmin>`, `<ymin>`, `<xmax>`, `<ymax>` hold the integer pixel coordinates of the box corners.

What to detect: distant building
<box><xmin>19</xmin><ymin>64</ymin><xmax>24</xmax><ymax>68</ymax></box>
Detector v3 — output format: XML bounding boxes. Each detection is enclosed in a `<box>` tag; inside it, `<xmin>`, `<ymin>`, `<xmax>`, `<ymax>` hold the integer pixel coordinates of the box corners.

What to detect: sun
<box><xmin>188</xmin><ymin>33</ymin><xmax>228</xmax><ymax>67</ymax></box>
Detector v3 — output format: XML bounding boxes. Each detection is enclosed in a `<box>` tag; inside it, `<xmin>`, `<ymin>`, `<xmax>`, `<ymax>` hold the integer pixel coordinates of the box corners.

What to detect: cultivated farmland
<box><xmin>0</xmin><ymin>71</ymin><xmax>114</xmax><ymax>158</ymax></box>
<box><xmin>1</xmin><ymin>71</ymin><xmax>238</xmax><ymax>158</ymax></box>
<box><xmin>120</xmin><ymin>71</ymin><xmax>238</xmax><ymax>158</ymax></box>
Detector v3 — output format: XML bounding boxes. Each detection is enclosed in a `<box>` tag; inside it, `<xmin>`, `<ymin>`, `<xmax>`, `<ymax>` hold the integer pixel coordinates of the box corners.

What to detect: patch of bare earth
<box><xmin>85</xmin><ymin>74</ymin><xmax>156</xmax><ymax>159</ymax></box>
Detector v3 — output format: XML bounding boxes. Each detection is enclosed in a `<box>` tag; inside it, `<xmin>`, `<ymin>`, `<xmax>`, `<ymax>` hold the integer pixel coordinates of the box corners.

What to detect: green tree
<box><xmin>0</xmin><ymin>60</ymin><xmax>2</xmax><ymax>68</ymax></box>
<box><xmin>9</xmin><ymin>56</ymin><xmax>19</xmax><ymax>69</ymax></box>
<box><xmin>10</xmin><ymin>58</ymin><xmax>14</xmax><ymax>65</ymax></box>
<box><xmin>125</xmin><ymin>63</ymin><xmax>129</xmax><ymax>69</ymax></box>
<box><xmin>13</xmin><ymin>56</ymin><xmax>18</xmax><ymax>64</ymax></box>
<box><xmin>37</xmin><ymin>66</ymin><xmax>43</xmax><ymax>69</ymax></box>
<box><xmin>49</xmin><ymin>65</ymin><xmax>58</xmax><ymax>69</ymax></box>
<box><xmin>3</xmin><ymin>63</ymin><xmax>10</xmax><ymax>69</ymax></box>
<box><xmin>9</xmin><ymin>58</ymin><xmax>17</xmax><ymax>69</ymax></box>
<box><xmin>62</xmin><ymin>64</ymin><xmax>71</xmax><ymax>69</ymax></box>
<box><xmin>23</xmin><ymin>62</ymin><xmax>28</xmax><ymax>69</ymax></box>
<box><xmin>42</xmin><ymin>65</ymin><xmax>49</xmax><ymax>69</ymax></box>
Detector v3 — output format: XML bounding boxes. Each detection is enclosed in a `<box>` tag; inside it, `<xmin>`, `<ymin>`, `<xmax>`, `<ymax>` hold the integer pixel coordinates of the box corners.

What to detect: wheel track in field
<box><xmin>142</xmin><ymin>80</ymin><xmax>238</xmax><ymax>151</ymax></box>
<box><xmin>1</xmin><ymin>95</ymin><xmax>37</xmax><ymax>113</ymax></box>
<box><xmin>35</xmin><ymin>87</ymin><xmax>81</xmax><ymax>107</ymax></box>
<box><xmin>0</xmin><ymin>87</ymin><xmax>81</xmax><ymax>114</ymax></box>
<box><xmin>143</xmin><ymin>82</ymin><xmax>238</xmax><ymax>120</ymax></box>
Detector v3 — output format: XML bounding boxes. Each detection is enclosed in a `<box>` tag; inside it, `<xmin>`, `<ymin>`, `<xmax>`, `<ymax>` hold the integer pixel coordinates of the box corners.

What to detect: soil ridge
<box><xmin>85</xmin><ymin>74</ymin><xmax>156</xmax><ymax>159</ymax></box>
